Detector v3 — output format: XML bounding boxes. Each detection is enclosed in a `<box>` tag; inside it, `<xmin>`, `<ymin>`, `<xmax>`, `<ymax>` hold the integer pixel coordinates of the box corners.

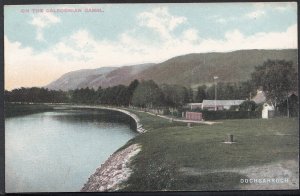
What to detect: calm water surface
<box><xmin>5</xmin><ymin>109</ymin><xmax>137</xmax><ymax>192</ymax></box>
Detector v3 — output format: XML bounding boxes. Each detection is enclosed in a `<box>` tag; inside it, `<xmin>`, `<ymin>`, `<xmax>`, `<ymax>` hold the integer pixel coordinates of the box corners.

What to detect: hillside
<box><xmin>87</xmin><ymin>63</ymin><xmax>155</xmax><ymax>89</ymax></box>
<box><xmin>46</xmin><ymin>49</ymin><xmax>297</xmax><ymax>91</ymax></box>
<box><xmin>46</xmin><ymin>64</ymin><xmax>154</xmax><ymax>91</ymax></box>
<box><xmin>137</xmin><ymin>49</ymin><xmax>298</xmax><ymax>88</ymax></box>
<box><xmin>46</xmin><ymin>67</ymin><xmax>117</xmax><ymax>91</ymax></box>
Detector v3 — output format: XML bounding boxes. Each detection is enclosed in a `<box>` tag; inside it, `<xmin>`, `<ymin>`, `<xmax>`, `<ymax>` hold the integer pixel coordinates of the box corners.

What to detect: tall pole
<box><xmin>287</xmin><ymin>92</ymin><xmax>290</xmax><ymax>118</ymax></box>
<box><xmin>214</xmin><ymin>76</ymin><xmax>218</xmax><ymax>111</ymax></box>
<box><xmin>215</xmin><ymin>81</ymin><xmax>217</xmax><ymax>111</ymax></box>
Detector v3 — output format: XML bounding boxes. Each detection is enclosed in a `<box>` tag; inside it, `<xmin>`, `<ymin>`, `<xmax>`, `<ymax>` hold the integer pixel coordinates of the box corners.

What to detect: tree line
<box><xmin>5</xmin><ymin>87</ymin><xmax>68</xmax><ymax>103</ymax></box>
<box><xmin>5</xmin><ymin>59</ymin><xmax>298</xmax><ymax>113</ymax></box>
<box><xmin>5</xmin><ymin>80</ymin><xmax>252</xmax><ymax>108</ymax></box>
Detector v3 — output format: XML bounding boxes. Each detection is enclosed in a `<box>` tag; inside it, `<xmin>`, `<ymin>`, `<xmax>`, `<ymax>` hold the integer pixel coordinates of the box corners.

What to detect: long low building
<box><xmin>202</xmin><ymin>100</ymin><xmax>245</xmax><ymax>110</ymax></box>
<box><xmin>185</xmin><ymin>100</ymin><xmax>245</xmax><ymax>111</ymax></box>
<box><xmin>186</xmin><ymin>103</ymin><xmax>202</xmax><ymax>110</ymax></box>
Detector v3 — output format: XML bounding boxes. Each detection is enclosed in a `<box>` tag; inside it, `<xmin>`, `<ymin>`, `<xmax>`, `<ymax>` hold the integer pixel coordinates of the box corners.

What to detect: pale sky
<box><xmin>4</xmin><ymin>2</ymin><xmax>298</xmax><ymax>90</ymax></box>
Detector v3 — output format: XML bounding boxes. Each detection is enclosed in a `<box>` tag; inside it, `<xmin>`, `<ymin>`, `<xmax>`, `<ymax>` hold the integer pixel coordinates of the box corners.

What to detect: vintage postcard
<box><xmin>3</xmin><ymin>1</ymin><xmax>299</xmax><ymax>193</ymax></box>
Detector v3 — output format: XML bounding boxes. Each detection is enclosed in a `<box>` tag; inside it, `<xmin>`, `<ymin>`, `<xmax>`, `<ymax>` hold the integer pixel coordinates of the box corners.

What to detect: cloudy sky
<box><xmin>4</xmin><ymin>2</ymin><xmax>297</xmax><ymax>90</ymax></box>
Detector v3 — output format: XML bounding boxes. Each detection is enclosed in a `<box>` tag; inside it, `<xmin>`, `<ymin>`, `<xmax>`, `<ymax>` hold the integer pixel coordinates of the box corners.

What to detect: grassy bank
<box><xmin>5</xmin><ymin>103</ymin><xmax>54</xmax><ymax>117</ymax></box>
<box><xmin>120</xmin><ymin>110</ymin><xmax>299</xmax><ymax>191</ymax></box>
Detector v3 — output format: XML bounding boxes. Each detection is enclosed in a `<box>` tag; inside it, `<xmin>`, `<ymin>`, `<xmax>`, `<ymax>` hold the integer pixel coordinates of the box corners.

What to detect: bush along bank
<box><xmin>200</xmin><ymin>110</ymin><xmax>260</xmax><ymax>120</ymax></box>
<box><xmin>4</xmin><ymin>103</ymin><xmax>54</xmax><ymax>117</ymax></box>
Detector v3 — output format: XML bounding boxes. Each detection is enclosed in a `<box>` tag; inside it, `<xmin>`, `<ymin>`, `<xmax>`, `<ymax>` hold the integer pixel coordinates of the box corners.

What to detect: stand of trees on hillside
<box><xmin>194</xmin><ymin>81</ymin><xmax>254</xmax><ymax>103</ymax></box>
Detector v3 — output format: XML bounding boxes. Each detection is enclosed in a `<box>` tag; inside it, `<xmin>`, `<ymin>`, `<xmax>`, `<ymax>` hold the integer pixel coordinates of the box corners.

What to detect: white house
<box><xmin>262</xmin><ymin>103</ymin><xmax>275</xmax><ymax>119</ymax></box>
<box><xmin>251</xmin><ymin>90</ymin><xmax>276</xmax><ymax>119</ymax></box>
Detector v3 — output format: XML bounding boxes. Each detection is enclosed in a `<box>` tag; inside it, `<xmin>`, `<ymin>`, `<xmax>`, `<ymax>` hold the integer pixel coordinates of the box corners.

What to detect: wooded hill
<box><xmin>136</xmin><ymin>49</ymin><xmax>297</xmax><ymax>88</ymax></box>
<box><xmin>46</xmin><ymin>49</ymin><xmax>297</xmax><ymax>91</ymax></box>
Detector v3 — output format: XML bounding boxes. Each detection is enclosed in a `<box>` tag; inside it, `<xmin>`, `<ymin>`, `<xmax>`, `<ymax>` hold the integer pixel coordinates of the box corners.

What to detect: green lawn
<box><xmin>120</xmin><ymin>111</ymin><xmax>299</xmax><ymax>191</ymax></box>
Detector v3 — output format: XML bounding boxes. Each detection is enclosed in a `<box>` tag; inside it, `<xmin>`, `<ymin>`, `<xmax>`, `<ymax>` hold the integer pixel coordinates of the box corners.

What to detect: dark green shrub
<box><xmin>239</xmin><ymin>100</ymin><xmax>257</xmax><ymax>111</ymax></box>
<box><xmin>201</xmin><ymin>110</ymin><xmax>260</xmax><ymax>120</ymax></box>
<box><xmin>255</xmin><ymin>103</ymin><xmax>264</xmax><ymax>112</ymax></box>
<box><xmin>229</xmin><ymin>105</ymin><xmax>239</xmax><ymax>111</ymax></box>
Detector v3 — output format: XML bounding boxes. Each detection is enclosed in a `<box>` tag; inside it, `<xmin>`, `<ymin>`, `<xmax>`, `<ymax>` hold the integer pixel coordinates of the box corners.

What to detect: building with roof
<box><xmin>202</xmin><ymin>100</ymin><xmax>245</xmax><ymax>110</ymax></box>
<box><xmin>262</xmin><ymin>102</ymin><xmax>275</xmax><ymax>119</ymax></box>
<box><xmin>251</xmin><ymin>90</ymin><xmax>266</xmax><ymax>104</ymax></box>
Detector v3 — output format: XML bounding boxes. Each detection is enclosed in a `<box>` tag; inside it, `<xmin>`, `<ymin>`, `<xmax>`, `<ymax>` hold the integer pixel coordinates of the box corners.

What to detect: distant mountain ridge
<box><xmin>135</xmin><ymin>49</ymin><xmax>297</xmax><ymax>88</ymax></box>
<box><xmin>46</xmin><ymin>67</ymin><xmax>117</xmax><ymax>91</ymax></box>
<box><xmin>46</xmin><ymin>63</ymin><xmax>155</xmax><ymax>91</ymax></box>
<box><xmin>46</xmin><ymin>49</ymin><xmax>297</xmax><ymax>91</ymax></box>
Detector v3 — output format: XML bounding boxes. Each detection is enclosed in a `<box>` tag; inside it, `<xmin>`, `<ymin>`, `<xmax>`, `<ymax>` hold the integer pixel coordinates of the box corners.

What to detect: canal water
<box><xmin>5</xmin><ymin>108</ymin><xmax>138</xmax><ymax>192</ymax></box>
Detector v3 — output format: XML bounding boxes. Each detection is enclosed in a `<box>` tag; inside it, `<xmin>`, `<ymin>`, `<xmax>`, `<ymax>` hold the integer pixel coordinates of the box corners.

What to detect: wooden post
<box><xmin>226</xmin><ymin>134</ymin><xmax>233</xmax><ymax>143</ymax></box>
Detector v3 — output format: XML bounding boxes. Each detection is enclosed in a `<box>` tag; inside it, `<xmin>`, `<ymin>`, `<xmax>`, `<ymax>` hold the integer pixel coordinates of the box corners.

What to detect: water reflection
<box><xmin>5</xmin><ymin>109</ymin><xmax>137</xmax><ymax>192</ymax></box>
<box><xmin>50</xmin><ymin>109</ymin><xmax>132</xmax><ymax>124</ymax></box>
